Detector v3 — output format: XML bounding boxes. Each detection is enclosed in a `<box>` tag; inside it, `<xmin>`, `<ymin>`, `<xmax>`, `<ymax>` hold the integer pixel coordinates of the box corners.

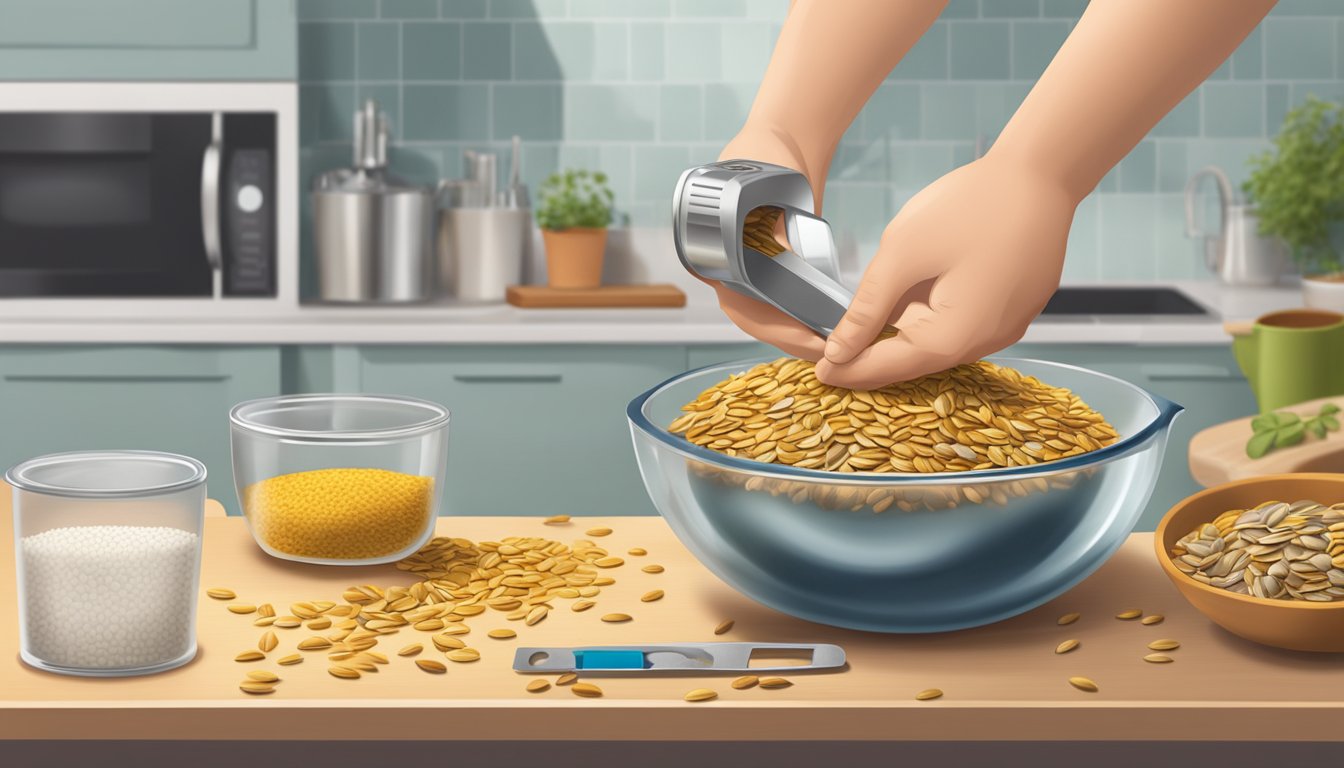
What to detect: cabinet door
<box><xmin>353</xmin><ymin>345</ymin><xmax>686</xmax><ymax>517</ymax></box>
<box><xmin>1006</xmin><ymin>344</ymin><xmax>1255</xmax><ymax>531</ymax></box>
<box><xmin>0</xmin><ymin>0</ymin><xmax>295</xmax><ymax>80</ymax></box>
<box><xmin>0</xmin><ymin>346</ymin><xmax>281</xmax><ymax>516</ymax></box>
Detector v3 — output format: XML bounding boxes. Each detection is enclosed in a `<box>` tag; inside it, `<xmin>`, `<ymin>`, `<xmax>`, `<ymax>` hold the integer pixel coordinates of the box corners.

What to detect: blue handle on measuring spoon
<box><xmin>573</xmin><ymin>650</ymin><xmax>647</xmax><ymax>670</ymax></box>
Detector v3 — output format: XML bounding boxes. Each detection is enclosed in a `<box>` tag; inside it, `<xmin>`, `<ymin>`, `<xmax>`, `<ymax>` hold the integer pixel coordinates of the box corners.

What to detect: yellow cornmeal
<box><xmin>243</xmin><ymin>468</ymin><xmax>433</xmax><ymax>560</ymax></box>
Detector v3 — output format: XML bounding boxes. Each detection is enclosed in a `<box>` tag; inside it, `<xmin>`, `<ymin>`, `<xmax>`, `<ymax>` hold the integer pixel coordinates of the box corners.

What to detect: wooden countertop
<box><xmin>3</xmin><ymin>499</ymin><xmax>1343</xmax><ymax>742</ymax></box>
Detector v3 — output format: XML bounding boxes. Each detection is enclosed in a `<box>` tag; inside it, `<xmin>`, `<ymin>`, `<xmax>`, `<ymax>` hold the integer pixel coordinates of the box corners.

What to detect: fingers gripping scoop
<box><xmin>672</xmin><ymin>160</ymin><xmax>855</xmax><ymax>336</ymax></box>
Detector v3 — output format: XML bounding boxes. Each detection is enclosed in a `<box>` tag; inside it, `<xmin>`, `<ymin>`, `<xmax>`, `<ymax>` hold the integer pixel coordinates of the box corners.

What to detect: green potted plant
<box><xmin>535</xmin><ymin>169</ymin><xmax>614</xmax><ymax>289</ymax></box>
<box><xmin>1245</xmin><ymin>96</ymin><xmax>1344</xmax><ymax>311</ymax></box>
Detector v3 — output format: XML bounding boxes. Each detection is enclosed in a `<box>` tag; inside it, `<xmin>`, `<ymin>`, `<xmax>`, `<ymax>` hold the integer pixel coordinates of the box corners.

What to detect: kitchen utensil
<box><xmin>627</xmin><ymin>357</ymin><xmax>1183</xmax><ymax>633</ymax></box>
<box><xmin>1188</xmin><ymin>395</ymin><xmax>1344</xmax><ymax>488</ymax></box>
<box><xmin>440</xmin><ymin>208</ymin><xmax>530</xmax><ymax>302</ymax></box>
<box><xmin>505</xmin><ymin>135</ymin><xmax>530</xmax><ymax>209</ymax></box>
<box><xmin>229</xmin><ymin>393</ymin><xmax>449</xmax><ymax>566</ymax></box>
<box><xmin>1185</xmin><ymin>165</ymin><xmax>1290</xmax><ymax>286</ymax></box>
<box><xmin>1225</xmin><ymin>309</ymin><xmax>1344</xmax><ymax>413</ymax></box>
<box><xmin>312</xmin><ymin>99</ymin><xmax>434</xmax><ymax>303</ymax></box>
<box><xmin>506</xmin><ymin>284</ymin><xmax>686</xmax><ymax>308</ymax></box>
<box><xmin>464</xmin><ymin>150</ymin><xmax>498</xmax><ymax>208</ymax></box>
<box><xmin>8</xmin><ymin>450</ymin><xmax>207</xmax><ymax>677</ymax></box>
<box><xmin>673</xmin><ymin>159</ymin><xmax>851</xmax><ymax>336</ymax></box>
<box><xmin>1155</xmin><ymin>473</ymin><xmax>1344</xmax><ymax>652</ymax></box>
<box><xmin>513</xmin><ymin>642</ymin><xmax>846</xmax><ymax>674</ymax></box>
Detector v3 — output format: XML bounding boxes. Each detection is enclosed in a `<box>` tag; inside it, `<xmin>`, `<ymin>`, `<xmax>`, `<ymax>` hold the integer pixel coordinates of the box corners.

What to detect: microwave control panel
<box><xmin>222</xmin><ymin>114</ymin><xmax>276</xmax><ymax>296</ymax></box>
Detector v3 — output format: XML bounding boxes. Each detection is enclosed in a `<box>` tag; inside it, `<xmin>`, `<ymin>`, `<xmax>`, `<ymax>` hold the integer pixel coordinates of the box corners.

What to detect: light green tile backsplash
<box><xmin>298</xmin><ymin>0</ymin><xmax>1344</xmax><ymax>281</ymax></box>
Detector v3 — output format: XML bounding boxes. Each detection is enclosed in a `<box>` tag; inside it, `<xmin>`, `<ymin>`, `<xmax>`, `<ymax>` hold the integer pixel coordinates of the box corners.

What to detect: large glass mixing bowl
<box><xmin>627</xmin><ymin>357</ymin><xmax>1182</xmax><ymax>633</ymax></box>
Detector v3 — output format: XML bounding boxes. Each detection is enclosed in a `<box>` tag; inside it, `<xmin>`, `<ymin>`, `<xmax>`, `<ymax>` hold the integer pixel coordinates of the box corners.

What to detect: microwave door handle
<box><xmin>200</xmin><ymin>112</ymin><xmax>223</xmax><ymax>299</ymax></box>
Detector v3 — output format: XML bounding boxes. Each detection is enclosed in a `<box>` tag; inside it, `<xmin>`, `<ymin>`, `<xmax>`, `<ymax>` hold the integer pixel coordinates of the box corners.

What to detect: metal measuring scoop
<box><xmin>673</xmin><ymin>160</ymin><xmax>855</xmax><ymax>337</ymax></box>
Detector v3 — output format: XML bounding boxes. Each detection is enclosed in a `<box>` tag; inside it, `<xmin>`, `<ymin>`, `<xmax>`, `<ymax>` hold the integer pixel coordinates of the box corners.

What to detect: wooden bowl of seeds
<box><xmin>1155</xmin><ymin>473</ymin><xmax>1344</xmax><ymax>652</ymax></box>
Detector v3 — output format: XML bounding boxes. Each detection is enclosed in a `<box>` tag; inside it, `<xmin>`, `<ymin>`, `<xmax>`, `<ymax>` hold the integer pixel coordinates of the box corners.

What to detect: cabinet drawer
<box><xmin>354</xmin><ymin>346</ymin><xmax>686</xmax><ymax>516</ymax></box>
<box><xmin>0</xmin><ymin>346</ymin><xmax>282</xmax><ymax>516</ymax></box>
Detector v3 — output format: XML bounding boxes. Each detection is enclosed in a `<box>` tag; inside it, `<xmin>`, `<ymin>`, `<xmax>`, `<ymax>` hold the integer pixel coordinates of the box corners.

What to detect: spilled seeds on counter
<box><xmin>217</xmin><ymin>529</ymin><xmax>646</xmax><ymax>696</ymax></box>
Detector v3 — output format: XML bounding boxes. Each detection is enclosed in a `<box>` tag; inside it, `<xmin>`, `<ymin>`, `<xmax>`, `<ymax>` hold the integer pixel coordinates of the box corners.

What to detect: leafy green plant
<box><xmin>535</xmin><ymin>169</ymin><xmax>614</xmax><ymax>231</ymax></box>
<box><xmin>1244</xmin><ymin>96</ymin><xmax>1344</xmax><ymax>277</ymax></box>
<box><xmin>1246</xmin><ymin>402</ymin><xmax>1340</xmax><ymax>458</ymax></box>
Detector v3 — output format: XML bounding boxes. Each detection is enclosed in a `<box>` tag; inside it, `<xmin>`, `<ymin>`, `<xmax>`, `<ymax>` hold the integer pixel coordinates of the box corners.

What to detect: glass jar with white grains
<box><xmin>8</xmin><ymin>450</ymin><xmax>207</xmax><ymax>677</ymax></box>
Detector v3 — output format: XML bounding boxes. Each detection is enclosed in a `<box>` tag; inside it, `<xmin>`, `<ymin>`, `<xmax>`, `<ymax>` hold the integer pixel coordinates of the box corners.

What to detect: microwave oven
<box><xmin>0</xmin><ymin>82</ymin><xmax>297</xmax><ymax>309</ymax></box>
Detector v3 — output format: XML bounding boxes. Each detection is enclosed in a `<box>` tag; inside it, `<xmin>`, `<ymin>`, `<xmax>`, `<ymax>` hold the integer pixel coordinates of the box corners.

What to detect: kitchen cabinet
<box><xmin>343</xmin><ymin>345</ymin><xmax>686</xmax><ymax>517</ymax></box>
<box><xmin>0</xmin><ymin>0</ymin><xmax>295</xmax><ymax>80</ymax></box>
<box><xmin>686</xmin><ymin>342</ymin><xmax>777</xmax><ymax>370</ymax></box>
<box><xmin>1007</xmin><ymin>344</ymin><xmax>1255</xmax><ymax>529</ymax></box>
<box><xmin>0</xmin><ymin>346</ymin><xmax>281</xmax><ymax>516</ymax></box>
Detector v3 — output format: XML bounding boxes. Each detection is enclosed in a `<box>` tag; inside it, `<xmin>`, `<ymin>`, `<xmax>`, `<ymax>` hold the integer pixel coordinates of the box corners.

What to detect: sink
<box><xmin>1040</xmin><ymin>287</ymin><xmax>1213</xmax><ymax>319</ymax></box>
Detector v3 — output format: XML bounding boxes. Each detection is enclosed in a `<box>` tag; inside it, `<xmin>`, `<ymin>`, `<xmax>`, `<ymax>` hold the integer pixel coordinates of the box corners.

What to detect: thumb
<box><xmin>823</xmin><ymin>238</ymin><xmax>927</xmax><ymax>365</ymax></box>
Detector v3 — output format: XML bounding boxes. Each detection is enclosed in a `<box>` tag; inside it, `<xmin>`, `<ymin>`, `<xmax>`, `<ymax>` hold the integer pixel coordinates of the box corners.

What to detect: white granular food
<box><xmin>20</xmin><ymin>525</ymin><xmax>200</xmax><ymax>670</ymax></box>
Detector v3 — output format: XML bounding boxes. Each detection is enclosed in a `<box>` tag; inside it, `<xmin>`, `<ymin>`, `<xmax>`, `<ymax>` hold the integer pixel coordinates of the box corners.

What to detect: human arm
<box><xmin>711</xmin><ymin>0</ymin><xmax>949</xmax><ymax>360</ymax></box>
<box><xmin>817</xmin><ymin>0</ymin><xmax>1277</xmax><ymax>388</ymax></box>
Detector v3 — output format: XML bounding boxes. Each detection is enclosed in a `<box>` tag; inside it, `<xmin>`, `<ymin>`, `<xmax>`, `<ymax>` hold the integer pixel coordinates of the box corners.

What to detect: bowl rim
<box><xmin>229</xmin><ymin>393</ymin><xmax>450</xmax><ymax>442</ymax></box>
<box><xmin>627</xmin><ymin>355</ymin><xmax>1183</xmax><ymax>485</ymax></box>
<box><xmin>1153</xmin><ymin>473</ymin><xmax>1344</xmax><ymax>612</ymax></box>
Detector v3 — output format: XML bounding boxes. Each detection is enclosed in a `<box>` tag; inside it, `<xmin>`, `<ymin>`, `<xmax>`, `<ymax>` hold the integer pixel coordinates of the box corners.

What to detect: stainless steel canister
<box><xmin>437</xmin><ymin>208</ymin><xmax>530</xmax><ymax>302</ymax></box>
<box><xmin>313</xmin><ymin>178</ymin><xmax>433</xmax><ymax>303</ymax></box>
<box><xmin>311</xmin><ymin>99</ymin><xmax>435</xmax><ymax>303</ymax></box>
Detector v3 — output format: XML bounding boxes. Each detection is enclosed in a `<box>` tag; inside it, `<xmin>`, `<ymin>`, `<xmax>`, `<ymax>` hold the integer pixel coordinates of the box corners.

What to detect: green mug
<box><xmin>1229</xmin><ymin>308</ymin><xmax>1344</xmax><ymax>413</ymax></box>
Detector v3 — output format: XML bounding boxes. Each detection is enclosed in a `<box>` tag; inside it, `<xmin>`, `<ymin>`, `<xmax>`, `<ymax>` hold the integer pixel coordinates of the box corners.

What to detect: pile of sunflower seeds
<box><xmin>1171</xmin><ymin>500</ymin><xmax>1344</xmax><ymax>602</ymax></box>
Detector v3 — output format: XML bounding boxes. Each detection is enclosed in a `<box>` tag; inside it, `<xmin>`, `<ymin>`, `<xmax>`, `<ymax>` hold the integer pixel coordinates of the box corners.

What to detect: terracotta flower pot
<box><xmin>542</xmin><ymin>227</ymin><xmax>607</xmax><ymax>289</ymax></box>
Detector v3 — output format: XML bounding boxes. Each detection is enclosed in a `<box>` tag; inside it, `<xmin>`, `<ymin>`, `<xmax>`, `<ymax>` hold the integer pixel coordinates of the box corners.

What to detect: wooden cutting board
<box><xmin>1188</xmin><ymin>395</ymin><xmax>1344</xmax><ymax>487</ymax></box>
<box><xmin>506</xmin><ymin>284</ymin><xmax>686</xmax><ymax>308</ymax></box>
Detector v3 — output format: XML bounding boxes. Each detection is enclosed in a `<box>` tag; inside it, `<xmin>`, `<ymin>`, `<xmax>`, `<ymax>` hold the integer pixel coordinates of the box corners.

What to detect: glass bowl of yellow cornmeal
<box><xmin>230</xmin><ymin>394</ymin><xmax>449</xmax><ymax>565</ymax></box>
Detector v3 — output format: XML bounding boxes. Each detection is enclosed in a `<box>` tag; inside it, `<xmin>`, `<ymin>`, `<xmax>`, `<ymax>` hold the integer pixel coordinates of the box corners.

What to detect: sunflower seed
<box><xmin>586</xmin><ymin>527</ymin><xmax>613</xmax><ymax>537</ymax></box>
<box><xmin>207</xmin><ymin>588</ymin><xmax>237</xmax><ymax>600</ymax></box>
<box><xmin>601</xmin><ymin>613</ymin><xmax>632</xmax><ymax>623</ymax></box>
<box><xmin>1144</xmin><ymin>654</ymin><xmax>1174</xmax><ymax>664</ymax></box>
<box><xmin>640</xmin><ymin>590</ymin><xmax>664</xmax><ymax>602</ymax></box>
<box><xmin>1115</xmin><ymin>609</ymin><xmax>1142</xmax><ymax>620</ymax></box>
<box><xmin>415</xmin><ymin>659</ymin><xmax>447</xmax><ymax>674</ymax></box>
<box><xmin>488</xmin><ymin>628</ymin><xmax>517</xmax><ymax>639</ymax></box>
<box><xmin>259</xmin><ymin>631</ymin><xmax>278</xmax><ymax>653</ymax></box>
<box><xmin>556</xmin><ymin>672</ymin><xmax>579</xmax><ymax>686</ymax></box>
<box><xmin>759</xmin><ymin>677</ymin><xmax>792</xmax><ymax>689</ymax></box>
<box><xmin>277</xmin><ymin>654</ymin><xmax>303</xmax><ymax>666</ymax></box>
<box><xmin>684</xmin><ymin>688</ymin><xmax>718</xmax><ymax>702</ymax></box>
<box><xmin>235</xmin><ymin>651</ymin><xmax>265</xmax><ymax>662</ymax></box>
<box><xmin>1056</xmin><ymin>612</ymin><xmax>1081</xmax><ymax>626</ymax></box>
<box><xmin>1147</xmin><ymin>639</ymin><xmax>1180</xmax><ymax>651</ymax></box>
<box><xmin>328</xmin><ymin>666</ymin><xmax>360</xmax><ymax>679</ymax></box>
<box><xmin>446</xmin><ymin>648</ymin><xmax>481</xmax><ymax>662</ymax></box>
<box><xmin>1055</xmin><ymin>639</ymin><xmax>1080</xmax><ymax>654</ymax></box>
<box><xmin>642</xmin><ymin>564</ymin><xmax>665</xmax><ymax>574</ymax></box>
<box><xmin>1140</xmin><ymin>614</ymin><xmax>1164</xmax><ymax>626</ymax></box>
<box><xmin>527</xmin><ymin>679</ymin><xmax>551</xmax><ymax>693</ymax></box>
<box><xmin>731</xmin><ymin>675</ymin><xmax>759</xmax><ymax>690</ymax></box>
<box><xmin>239</xmin><ymin>681</ymin><xmax>275</xmax><ymax>695</ymax></box>
<box><xmin>1068</xmin><ymin>676</ymin><xmax>1098</xmax><ymax>692</ymax></box>
<box><xmin>714</xmin><ymin>619</ymin><xmax>735</xmax><ymax>635</ymax></box>
<box><xmin>571</xmin><ymin>683</ymin><xmax>603</xmax><ymax>698</ymax></box>
<box><xmin>227</xmin><ymin>604</ymin><xmax>257</xmax><ymax>615</ymax></box>
<box><xmin>914</xmin><ymin>688</ymin><xmax>943</xmax><ymax>701</ymax></box>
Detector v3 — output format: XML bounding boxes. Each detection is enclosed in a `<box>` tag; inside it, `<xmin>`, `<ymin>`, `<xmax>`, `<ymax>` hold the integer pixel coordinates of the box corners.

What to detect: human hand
<box><xmin>813</xmin><ymin>155</ymin><xmax>1076</xmax><ymax>390</ymax></box>
<box><xmin>704</xmin><ymin>128</ymin><xmax>835</xmax><ymax>361</ymax></box>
